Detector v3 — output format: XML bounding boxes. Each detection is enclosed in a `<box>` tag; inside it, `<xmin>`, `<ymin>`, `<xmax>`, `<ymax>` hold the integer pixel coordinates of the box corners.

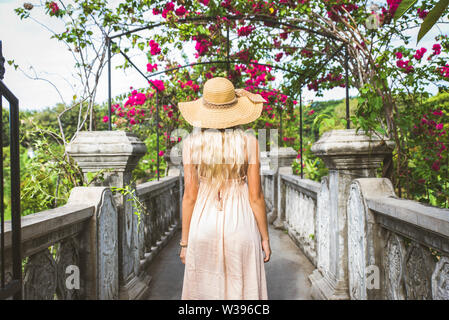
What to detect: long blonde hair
<box><xmin>183</xmin><ymin>125</ymin><xmax>253</xmax><ymax>190</ymax></box>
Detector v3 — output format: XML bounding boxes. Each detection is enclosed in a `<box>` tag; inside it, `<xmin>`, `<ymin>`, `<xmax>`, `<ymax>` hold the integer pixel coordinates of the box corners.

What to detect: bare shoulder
<box><xmin>243</xmin><ymin>131</ymin><xmax>259</xmax><ymax>165</ymax></box>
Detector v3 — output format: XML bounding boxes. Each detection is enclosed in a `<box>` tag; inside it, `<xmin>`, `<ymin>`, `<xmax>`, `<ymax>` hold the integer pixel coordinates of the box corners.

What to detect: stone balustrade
<box><xmin>347</xmin><ymin>178</ymin><xmax>449</xmax><ymax>300</ymax></box>
<box><xmin>4</xmin><ymin>128</ymin><xmax>449</xmax><ymax>300</ymax></box>
<box><xmin>136</xmin><ymin>176</ymin><xmax>182</xmax><ymax>274</ymax></box>
<box><xmin>261</xmin><ymin>169</ymin><xmax>276</xmax><ymax>224</ymax></box>
<box><xmin>1</xmin><ymin>187</ymin><xmax>118</xmax><ymax>300</ymax></box>
<box><xmin>267</xmin><ymin>129</ymin><xmax>449</xmax><ymax>300</ymax></box>
<box><xmin>280</xmin><ymin>174</ymin><xmax>320</xmax><ymax>266</ymax></box>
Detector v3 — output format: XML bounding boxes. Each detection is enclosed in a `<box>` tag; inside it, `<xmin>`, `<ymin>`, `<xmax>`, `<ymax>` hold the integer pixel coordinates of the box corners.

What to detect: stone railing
<box><xmin>347</xmin><ymin>178</ymin><xmax>449</xmax><ymax>300</ymax></box>
<box><xmin>1</xmin><ymin>187</ymin><xmax>119</xmax><ymax>300</ymax></box>
<box><xmin>136</xmin><ymin>176</ymin><xmax>181</xmax><ymax>274</ymax></box>
<box><xmin>280</xmin><ymin>174</ymin><xmax>320</xmax><ymax>266</ymax></box>
<box><xmin>261</xmin><ymin>169</ymin><xmax>276</xmax><ymax>224</ymax></box>
<box><xmin>66</xmin><ymin>130</ymin><xmax>183</xmax><ymax>300</ymax></box>
<box><xmin>268</xmin><ymin>129</ymin><xmax>449</xmax><ymax>300</ymax></box>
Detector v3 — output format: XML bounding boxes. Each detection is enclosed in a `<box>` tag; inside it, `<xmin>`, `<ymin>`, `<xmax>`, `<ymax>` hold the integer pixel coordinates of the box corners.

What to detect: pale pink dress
<box><xmin>181</xmin><ymin>137</ymin><xmax>268</xmax><ymax>300</ymax></box>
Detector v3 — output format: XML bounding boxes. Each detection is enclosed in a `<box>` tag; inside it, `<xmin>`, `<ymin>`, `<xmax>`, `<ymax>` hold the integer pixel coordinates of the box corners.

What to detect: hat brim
<box><xmin>178</xmin><ymin>96</ymin><xmax>263</xmax><ymax>129</ymax></box>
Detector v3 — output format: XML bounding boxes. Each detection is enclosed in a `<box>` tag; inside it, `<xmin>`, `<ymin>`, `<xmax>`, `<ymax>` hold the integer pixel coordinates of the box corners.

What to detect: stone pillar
<box><xmin>164</xmin><ymin>145</ymin><xmax>183</xmax><ymax>227</ymax></box>
<box><xmin>309</xmin><ymin>129</ymin><xmax>394</xmax><ymax>300</ymax></box>
<box><xmin>66</xmin><ymin>131</ymin><xmax>148</xmax><ymax>300</ymax></box>
<box><xmin>269</xmin><ymin>147</ymin><xmax>298</xmax><ymax>229</ymax></box>
<box><xmin>164</xmin><ymin>146</ymin><xmax>182</xmax><ymax>177</ymax></box>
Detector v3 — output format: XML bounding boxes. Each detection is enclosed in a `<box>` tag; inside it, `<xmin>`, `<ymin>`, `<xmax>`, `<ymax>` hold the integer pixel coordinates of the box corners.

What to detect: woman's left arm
<box><xmin>180</xmin><ymin>162</ymin><xmax>199</xmax><ymax>264</ymax></box>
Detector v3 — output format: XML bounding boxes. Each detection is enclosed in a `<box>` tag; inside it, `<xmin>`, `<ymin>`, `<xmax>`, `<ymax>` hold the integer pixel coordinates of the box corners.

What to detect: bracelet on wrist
<box><xmin>179</xmin><ymin>241</ymin><xmax>188</xmax><ymax>248</ymax></box>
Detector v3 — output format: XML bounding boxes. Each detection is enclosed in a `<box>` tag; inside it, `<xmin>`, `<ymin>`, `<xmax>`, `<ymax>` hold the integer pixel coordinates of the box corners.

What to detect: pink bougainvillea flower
<box><xmin>175</xmin><ymin>5</ymin><xmax>186</xmax><ymax>16</ymax></box>
<box><xmin>149</xmin><ymin>79</ymin><xmax>165</xmax><ymax>91</ymax></box>
<box><xmin>49</xmin><ymin>1</ymin><xmax>59</xmax><ymax>14</ymax></box>
<box><xmin>237</xmin><ymin>25</ymin><xmax>255</xmax><ymax>37</ymax></box>
<box><xmin>436</xmin><ymin>123</ymin><xmax>444</xmax><ymax>130</ymax></box>
<box><xmin>387</xmin><ymin>0</ymin><xmax>401</xmax><ymax>16</ymax></box>
<box><xmin>129</xmin><ymin>117</ymin><xmax>137</xmax><ymax>125</ymax></box>
<box><xmin>413</xmin><ymin>47</ymin><xmax>427</xmax><ymax>60</ymax></box>
<box><xmin>433</xmin><ymin>44</ymin><xmax>442</xmax><ymax>55</ymax></box>
<box><xmin>152</xmin><ymin>8</ymin><xmax>160</xmax><ymax>15</ymax></box>
<box><xmin>439</xmin><ymin>65</ymin><xmax>449</xmax><ymax>78</ymax></box>
<box><xmin>199</xmin><ymin>0</ymin><xmax>210</xmax><ymax>5</ymax></box>
<box><xmin>102</xmin><ymin>115</ymin><xmax>109</xmax><ymax>123</ymax></box>
<box><xmin>417</xmin><ymin>8</ymin><xmax>428</xmax><ymax>19</ymax></box>
<box><xmin>308</xmin><ymin>110</ymin><xmax>315</xmax><ymax>115</ymax></box>
<box><xmin>275</xmin><ymin>52</ymin><xmax>283</xmax><ymax>62</ymax></box>
<box><xmin>147</xmin><ymin>63</ymin><xmax>158</xmax><ymax>72</ymax></box>
<box><xmin>395</xmin><ymin>51</ymin><xmax>403</xmax><ymax>59</ymax></box>
<box><xmin>433</xmin><ymin>110</ymin><xmax>443</xmax><ymax>116</ymax></box>
<box><xmin>165</xmin><ymin>2</ymin><xmax>175</xmax><ymax>11</ymax></box>
<box><xmin>432</xmin><ymin>161</ymin><xmax>440</xmax><ymax>171</ymax></box>
<box><xmin>158</xmin><ymin>150</ymin><xmax>165</xmax><ymax>157</ymax></box>
<box><xmin>149</xmin><ymin>40</ymin><xmax>161</xmax><ymax>56</ymax></box>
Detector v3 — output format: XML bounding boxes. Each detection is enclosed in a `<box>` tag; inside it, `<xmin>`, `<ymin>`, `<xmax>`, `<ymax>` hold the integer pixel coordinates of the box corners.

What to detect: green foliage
<box><xmin>395</xmin><ymin>0</ymin><xmax>449</xmax><ymax>43</ymax></box>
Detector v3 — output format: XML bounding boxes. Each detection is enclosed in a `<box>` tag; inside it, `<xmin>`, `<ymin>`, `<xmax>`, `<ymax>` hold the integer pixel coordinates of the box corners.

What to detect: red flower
<box><xmin>417</xmin><ymin>8</ymin><xmax>428</xmax><ymax>19</ymax></box>
<box><xmin>175</xmin><ymin>6</ymin><xmax>186</xmax><ymax>16</ymax></box>
<box><xmin>49</xmin><ymin>1</ymin><xmax>59</xmax><ymax>14</ymax></box>
<box><xmin>237</xmin><ymin>26</ymin><xmax>255</xmax><ymax>37</ymax></box>
<box><xmin>146</xmin><ymin>63</ymin><xmax>158</xmax><ymax>72</ymax></box>
<box><xmin>432</xmin><ymin>161</ymin><xmax>440</xmax><ymax>171</ymax></box>
<box><xmin>275</xmin><ymin>52</ymin><xmax>283</xmax><ymax>62</ymax></box>
<box><xmin>413</xmin><ymin>47</ymin><xmax>427</xmax><ymax>60</ymax></box>
<box><xmin>149</xmin><ymin>40</ymin><xmax>161</xmax><ymax>55</ymax></box>
<box><xmin>103</xmin><ymin>115</ymin><xmax>109</xmax><ymax>123</ymax></box>
<box><xmin>433</xmin><ymin>44</ymin><xmax>442</xmax><ymax>55</ymax></box>
<box><xmin>149</xmin><ymin>79</ymin><xmax>165</xmax><ymax>92</ymax></box>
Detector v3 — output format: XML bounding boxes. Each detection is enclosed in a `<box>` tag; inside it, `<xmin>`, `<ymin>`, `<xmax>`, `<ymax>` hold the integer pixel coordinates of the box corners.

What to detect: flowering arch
<box><xmin>105</xmin><ymin>15</ymin><xmax>350</xmax><ymax>180</ymax></box>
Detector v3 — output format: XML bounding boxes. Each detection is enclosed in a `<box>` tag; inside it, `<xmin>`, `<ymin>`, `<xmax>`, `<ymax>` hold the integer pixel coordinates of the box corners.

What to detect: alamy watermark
<box><xmin>65</xmin><ymin>265</ymin><xmax>80</xmax><ymax>290</ymax></box>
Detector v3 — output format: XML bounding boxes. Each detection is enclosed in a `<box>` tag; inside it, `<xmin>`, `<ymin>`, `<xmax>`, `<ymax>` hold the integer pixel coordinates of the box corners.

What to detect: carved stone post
<box><xmin>269</xmin><ymin>147</ymin><xmax>298</xmax><ymax>229</ymax></box>
<box><xmin>67</xmin><ymin>131</ymin><xmax>147</xmax><ymax>300</ymax></box>
<box><xmin>164</xmin><ymin>146</ymin><xmax>182</xmax><ymax>177</ymax></box>
<box><xmin>309</xmin><ymin>129</ymin><xmax>394</xmax><ymax>300</ymax></box>
<box><xmin>165</xmin><ymin>145</ymin><xmax>183</xmax><ymax>226</ymax></box>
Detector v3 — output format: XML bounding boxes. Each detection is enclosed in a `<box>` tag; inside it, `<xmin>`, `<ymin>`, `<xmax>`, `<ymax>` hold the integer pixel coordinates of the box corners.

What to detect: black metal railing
<box><xmin>0</xmin><ymin>40</ymin><xmax>22</xmax><ymax>300</ymax></box>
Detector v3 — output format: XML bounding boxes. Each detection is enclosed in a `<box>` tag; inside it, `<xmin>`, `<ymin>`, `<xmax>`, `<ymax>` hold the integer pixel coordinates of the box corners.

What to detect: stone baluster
<box><xmin>309</xmin><ymin>129</ymin><xmax>394</xmax><ymax>300</ymax></box>
<box><xmin>269</xmin><ymin>146</ymin><xmax>298</xmax><ymax>229</ymax></box>
<box><xmin>66</xmin><ymin>130</ymin><xmax>148</xmax><ymax>300</ymax></box>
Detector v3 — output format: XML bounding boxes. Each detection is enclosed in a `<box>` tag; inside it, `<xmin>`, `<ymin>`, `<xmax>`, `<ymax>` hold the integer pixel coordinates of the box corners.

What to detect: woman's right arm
<box><xmin>247</xmin><ymin>135</ymin><xmax>271</xmax><ymax>262</ymax></box>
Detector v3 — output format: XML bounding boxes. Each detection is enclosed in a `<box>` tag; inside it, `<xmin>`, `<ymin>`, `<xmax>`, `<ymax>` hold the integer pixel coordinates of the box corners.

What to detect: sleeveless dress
<box><xmin>181</xmin><ymin>137</ymin><xmax>268</xmax><ymax>300</ymax></box>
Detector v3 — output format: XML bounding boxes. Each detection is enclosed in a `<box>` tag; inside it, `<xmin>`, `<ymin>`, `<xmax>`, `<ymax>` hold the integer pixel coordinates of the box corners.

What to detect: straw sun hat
<box><xmin>178</xmin><ymin>77</ymin><xmax>267</xmax><ymax>129</ymax></box>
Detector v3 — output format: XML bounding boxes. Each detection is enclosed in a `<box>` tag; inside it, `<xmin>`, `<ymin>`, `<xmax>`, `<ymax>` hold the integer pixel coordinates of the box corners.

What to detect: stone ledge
<box><xmin>136</xmin><ymin>176</ymin><xmax>179</xmax><ymax>197</ymax></box>
<box><xmin>367</xmin><ymin>197</ymin><xmax>449</xmax><ymax>239</ymax></box>
<box><xmin>280</xmin><ymin>174</ymin><xmax>321</xmax><ymax>199</ymax></box>
<box><xmin>3</xmin><ymin>204</ymin><xmax>94</xmax><ymax>249</ymax></box>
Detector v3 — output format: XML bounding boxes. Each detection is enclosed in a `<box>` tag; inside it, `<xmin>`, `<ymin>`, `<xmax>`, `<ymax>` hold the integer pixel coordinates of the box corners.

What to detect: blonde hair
<box><xmin>183</xmin><ymin>126</ymin><xmax>258</xmax><ymax>191</ymax></box>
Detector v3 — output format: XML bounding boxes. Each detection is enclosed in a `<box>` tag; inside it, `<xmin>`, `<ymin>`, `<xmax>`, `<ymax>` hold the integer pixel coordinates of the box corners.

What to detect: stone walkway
<box><xmin>146</xmin><ymin>225</ymin><xmax>314</xmax><ymax>300</ymax></box>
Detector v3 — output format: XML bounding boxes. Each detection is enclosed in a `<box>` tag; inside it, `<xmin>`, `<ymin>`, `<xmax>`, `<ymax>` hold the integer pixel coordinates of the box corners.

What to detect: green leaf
<box><xmin>418</xmin><ymin>0</ymin><xmax>449</xmax><ymax>43</ymax></box>
<box><xmin>394</xmin><ymin>0</ymin><xmax>418</xmax><ymax>21</ymax></box>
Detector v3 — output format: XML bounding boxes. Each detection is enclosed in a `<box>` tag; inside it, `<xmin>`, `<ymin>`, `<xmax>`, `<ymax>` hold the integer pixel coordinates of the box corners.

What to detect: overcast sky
<box><xmin>0</xmin><ymin>0</ymin><xmax>442</xmax><ymax>111</ymax></box>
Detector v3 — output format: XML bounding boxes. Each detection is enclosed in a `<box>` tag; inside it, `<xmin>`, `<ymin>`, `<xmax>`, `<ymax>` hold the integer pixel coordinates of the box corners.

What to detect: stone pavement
<box><xmin>146</xmin><ymin>225</ymin><xmax>314</xmax><ymax>300</ymax></box>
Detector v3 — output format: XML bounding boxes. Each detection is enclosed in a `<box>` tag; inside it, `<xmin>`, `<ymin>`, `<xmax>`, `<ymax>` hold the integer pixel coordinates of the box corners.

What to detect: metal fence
<box><xmin>0</xmin><ymin>40</ymin><xmax>22</xmax><ymax>300</ymax></box>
